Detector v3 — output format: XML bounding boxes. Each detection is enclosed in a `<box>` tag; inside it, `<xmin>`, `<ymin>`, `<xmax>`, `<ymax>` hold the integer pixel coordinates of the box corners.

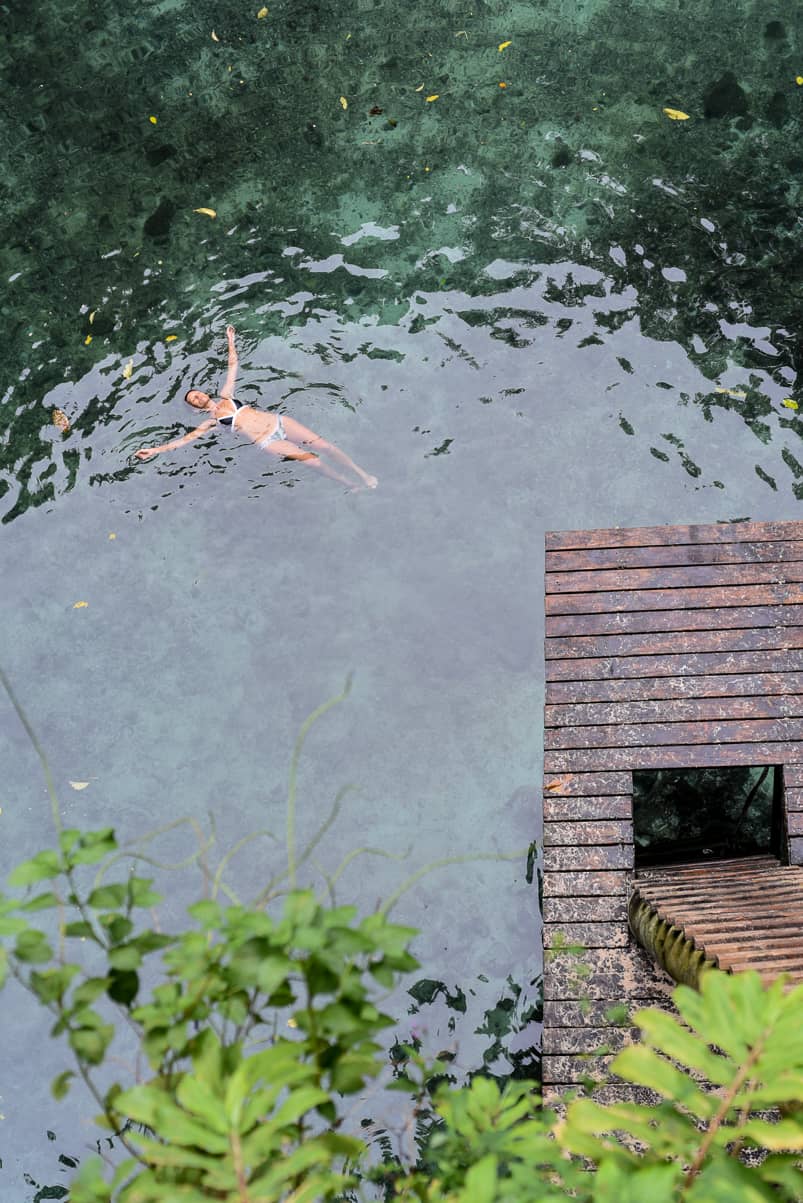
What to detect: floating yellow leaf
<box><xmin>714</xmin><ymin>387</ymin><xmax>747</xmax><ymax>399</ymax></box>
<box><xmin>257</xmin><ymin>6</ymin><xmax>268</xmax><ymax>16</ymax></box>
<box><xmin>414</xmin><ymin>84</ymin><xmax>425</xmax><ymax>92</ymax></box>
<box><xmin>426</xmin><ymin>94</ymin><xmax>439</xmax><ymax>102</ymax></box>
<box><xmin>783</xmin><ymin>398</ymin><xmax>799</xmax><ymax>410</ymax></box>
<box><xmin>149</xmin><ymin>115</ymin><xmax>157</xmax><ymax>125</ymax></box>
<box><xmin>122</xmin><ymin>358</ymin><xmax>134</xmax><ymax>380</ymax></box>
<box><xmin>193</xmin><ymin>207</ymin><xmax>217</xmax><ymax>218</ymax></box>
<box><xmin>108</xmin><ymin>532</ymin><xmax>117</xmax><ymax>539</ymax></box>
<box><xmin>69</xmin><ymin>781</ymin><xmax>89</xmax><ymax>790</ymax></box>
<box><xmin>211</xmin><ymin>29</ymin><xmax>219</xmax><ymax>41</ymax></box>
<box><xmin>52</xmin><ymin>408</ymin><xmax>70</xmax><ymax>433</ymax></box>
<box><xmin>797</xmin><ymin>76</ymin><xmax>803</xmax><ymax>86</ymax></box>
<box><xmin>498</xmin><ymin>81</ymin><xmax>507</xmax><ymax>88</ymax></box>
<box><xmin>88</xmin><ymin>309</ymin><xmax>96</xmax><ymax>324</ymax></box>
<box><xmin>663</xmin><ymin>106</ymin><xmax>690</xmax><ymax>120</ymax></box>
<box><xmin>165</xmin><ymin>334</ymin><xmax>178</xmax><ymax>342</ymax></box>
<box><xmin>498</xmin><ymin>40</ymin><xmax>511</xmax><ymax>51</ymax></box>
<box><xmin>287</xmin><ymin>1017</ymin><xmax>298</xmax><ymax>1028</ymax></box>
<box><xmin>339</xmin><ymin>95</ymin><xmax>348</xmax><ymax>109</ymax></box>
<box><xmin>73</xmin><ymin>601</ymin><xmax>88</xmax><ymax>609</ymax></box>
<box><xmin>84</xmin><ymin>334</ymin><xmax>92</xmax><ymax>345</ymax></box>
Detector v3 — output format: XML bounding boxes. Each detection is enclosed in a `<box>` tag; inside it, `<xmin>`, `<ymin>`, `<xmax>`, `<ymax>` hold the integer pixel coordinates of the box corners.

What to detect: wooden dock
<box><xmin>542</xmin><ymin>520</ymin><xmax>803</xmax><ymax>1096</ymax></box>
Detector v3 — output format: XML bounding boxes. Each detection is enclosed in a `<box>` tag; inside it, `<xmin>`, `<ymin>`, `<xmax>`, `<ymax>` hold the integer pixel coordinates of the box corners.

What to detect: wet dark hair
<box><xmin>184</xmin><ymin>387</ymin><xmax>207</xmax><ymax>407</ymax></box>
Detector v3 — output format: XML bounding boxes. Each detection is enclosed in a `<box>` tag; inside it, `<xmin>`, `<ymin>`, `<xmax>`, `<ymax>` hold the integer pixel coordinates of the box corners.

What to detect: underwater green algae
<box><xmin>1</xmin><ymin>0</ymin><xmax>802</xmax><ymax>520</ymax></box>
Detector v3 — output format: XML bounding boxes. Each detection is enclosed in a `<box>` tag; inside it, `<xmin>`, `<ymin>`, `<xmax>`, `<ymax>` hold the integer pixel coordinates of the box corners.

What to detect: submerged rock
<box><xmin>703</xmin><ymin>71</ymin><xmax>749</xmax><ymax>120</ymax></box>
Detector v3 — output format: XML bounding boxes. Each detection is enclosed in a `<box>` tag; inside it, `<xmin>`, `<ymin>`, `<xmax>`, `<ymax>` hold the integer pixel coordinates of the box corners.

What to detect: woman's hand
<box><xmin>135</xmin><ymin>447</ymin><xmax>159</xmax><ymax>461</ymax></box>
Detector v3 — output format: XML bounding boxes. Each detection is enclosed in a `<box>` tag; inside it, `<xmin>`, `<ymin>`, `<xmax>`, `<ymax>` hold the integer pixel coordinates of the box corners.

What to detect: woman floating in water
<box><xmin>135</xmin><ymin>326</ymin><xmax>377</xmax><ymax>490</ymax></box>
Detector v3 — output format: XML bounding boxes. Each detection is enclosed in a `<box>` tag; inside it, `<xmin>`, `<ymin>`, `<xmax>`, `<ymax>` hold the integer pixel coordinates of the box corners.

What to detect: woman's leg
<box><xmin>260</xmin><ymin>439</ymin><xmax>362</xmax><ymax>489</ymax></box>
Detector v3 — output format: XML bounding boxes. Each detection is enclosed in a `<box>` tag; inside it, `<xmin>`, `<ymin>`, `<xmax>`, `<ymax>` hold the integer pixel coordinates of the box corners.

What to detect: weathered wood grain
<box><xmin>545</xmin><ymin>520</ymin><xmax>803</xmax><ymax>551</ymax></box>
<box><xmin>546</xmin><ymin>540</ymin><xmax>803</xmax><ymax>573</ymax></box>
<box><xmin>545</xmin><ymin>627</ymin><xmax>803</xmax><ymax>661</ymax></box>
<box><xmin>545</xmin><ymin>717</ymin><xmax>803</xmax><ymax>751</ymax></box>
<box><xmin>544</xmin><ymin>742</ymin><xmax>803</xmax><ymax>772</ymax></box>
<box><xmin>546</xmin><ymin>696</ymin><xmax>803</xmax><ymax>728</ymax></box>
<box><xmin>786</xmin><ymin>813</ymin><xmax>803</xmax><ymax>835</ymax></box>
<box><xmin>546</xmin><ymin>560</ymin><xmax>803</xmax><ymax>595</ymax></box>
<box><xmin>543</xmin><ymin>896</ymin><xmax>629</xmax><ymax>923</ymax></box>
<box><xmin>543</xmin><ymin>771</ymin><xmax>632</xmax><ymax>795</ymax></box>
<box><xmin>546</xmin><ymin>649</ymin><xmax>803</xmax><ymax>683</ymax></box>
<box><xmin>542</xmin><ymin>999</ymin><xmax>663</xmax><ymax>1028</ymax></box>
<box><xmin>544</xmin><ymin>948</ymin><xmax>671</xmax><ymax>1000</ymax></box>
<box><xmin>542</xmin><ymin>870</ymin><xmax>630</xmax><ymax>897</ymax></box>
<box><xmin>785</xmin><ymin>788</ymin><xmax>803</xmax><ymax>811</ymax></box>
<box><xmin>543</xmin><ymin>794</ymin><xmax>632</xmax><ymax>821</ymax></box>
<box><xmin>541</xmin><ymin>1055</ymin><xmax>616</xmax><ymax>1084</ymax></box>
<box><xmin>542</xmin><ymin>1025</ymin><xmax>633</xmax><ymax>1054</ymax></box>
<box><xmin>790</xmin><ymin>837</ymin><xmax>803</xmax><ymax>865</ymax></box>
<box><xmin>785</xmin><ymin>766</ymin><xmax>803</xmax><ymax>787</ymax></box>
<box><xmin>543</xmin><ymin>845</ymin><xmax>634</xmax><ymax>871</ymax></box>
<box><xmin>544</xmin><ymin>922</ymin><xmax>629</xmax><ymax>948</ymax></box>
<box><xmin>546</xmin><ymin>604</ymin><xmax>803</xmax><ymax>638</ymax></box>
<box><xmin>546</xmin><ymin>583</ymin><xmax>803</xmax><ymax>615</ymax></box>
<box><xmin>546</xmin><ymin>672</ymin><xmax>803</xmax><ymax>705</ymax></box>
<box><xmin>543</xmin><ymin>820</ymin><xmax>634</xmax><ymax>846</ymax></box>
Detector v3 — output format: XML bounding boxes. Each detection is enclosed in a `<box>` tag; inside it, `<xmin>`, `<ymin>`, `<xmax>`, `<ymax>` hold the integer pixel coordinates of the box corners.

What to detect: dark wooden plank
<box><xmin>543</xmin><ymin>896</ymin><xmax>628</xmax><ymax>923</ymax></box>
<box><xmin>542</xmin><ymin>1000</ymin><xmax>661</xmax><ymax>1028</ymax></box>
<box><xmin>546</xmin><ymin>583</ymin><xmax>803</xmax><ymax>615</ymax></box>
<box><xmin>546</xmin><ymin>672</ymin><xmax>803</xmax><ymax>705</ymax></box>
<box><xmin>785</xmin><ymin>766</ymin><xmax>803</xmax><ymax>787</ymax></box>
<box><xmin>788</xmin><ymin>814</ymin><xmax>803</xmax><ymax>835</ymax></box>
<box><xmin>546</xmin><ymin>605</ymin><xmax>803</xmax><ymax>638</ymax></box>
<box><xmin>546</xmin><ymin>628</ymin><xmax>803</xmax><ymax>661</ymax></box>
<box><xmin>543</xmin><ymin>795</ymin><xmax>632</xmax><ymax>821</ymax></box>
<box><xmin>545</xmin><ymin>922</ymin><xmax>628</xmax><ymax>948</ymax></box>
<box><xmin>542</xmin><ymin>1025</ymin><xmax>633</xmax><ymax>1054</ymax></box>
<box><xmin>544</xmin><ymin>948</ymin><xmax>671</xmax><ymax>1000</ymax></box>
<box><xmin>790</xmin><ymin>837</ymin><xmax>803</xmax><ymax>865</ymax></box>
<box><xmin>542</xmin><ymin>870</ymin><xmax>630</xmax><ymax>897</ymax></box>
<box><xmin>546</xmin><ymin>561</ymin><xmax>803</xmax><ymax>595</ymax></box>
<box><xmin>543</xmin><ymin>771</ymin><xmax>632</xmax><ymax>795</ymax></box>
<box><xmin>541</xmin><ymin>1055</ymin><xmax>616</xmax><ymax>1083</ymax></box>
<box><xmin>546</xmin><ymin>540</ymin><xmax>803</xmax><ymax>573</ymax></box>
<box><xmin>785</xmin><ymin>788</ymin><xmax>803</xmax><ymax>811</ymax></box>
<box><xmin>543</xmin><ymin>820</ymin><xmax>634</xmax><ymax>845</ymax></box>
<box><xmin>546</xmin><ymin>696</ymin><xmax>803</xmax><ymax>728</ymax></box>
<box><xmin>543</xmin><ymin>846</ymin><xmax>634</xmax><ymax>871</ymax></box>
<box><xmin>545</xmin><ymin>717</ymin><xmax>803</xmax><ymax>751</ymax></box>
<box><xmin>545</xmin><ymin>520</ymin><xmax>803</xmax><ymax>551</ymax></box>
<box><xmin>545</xmin><ymin>742</ymin><xmax>803</xmax><ymax>772</ymax></box>
<box><xmin>546</xmin><ymin>649</ymin><xmax>803</xmax><ymax>683</ymax></box>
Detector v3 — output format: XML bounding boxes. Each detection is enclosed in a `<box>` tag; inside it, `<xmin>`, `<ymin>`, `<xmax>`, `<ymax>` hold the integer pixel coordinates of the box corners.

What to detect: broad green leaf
<box><xmin>20</xmin><ymin>890</ymin><xmax>61</xmax><ymax>912</ymax></box>
<box><xmin>8</xmin><ymin>850</ymin><xmax>62</xmax><ymax>886</ymax></box>
<box><xmin>72</xmin><ymin>977</ymin><xmax>111</xmax><ymax>1006</ymax></box>
<box><xmin>87</xmin><ymin>884</ymin><xmax>127</xmax><ymax>909</ymax></box>
<box><xmin>611</xmin><ymin>1045</ymin><xmax>715</xmax><ymax>1119</ymax></box>
<box><xmin>69</xmin><ymin>829</ymin><xmax>117</xmax><ymax>866</ymax></box>
<box><xmin>30</xmin><ymin>964</ymin><xmax>79</xmax><ymax>1003</ymax></box>
<box><xmin>51</xmin><ymin>1069</ymin><xmax>75</xmax><ymax>1100</ymax></box>
<box><xmin>116</xmin><ymin>1084</ymin><xmax>230</xmax><ymax>1154</ymax></box>
<box><xmin>0</xmin><ymin>915</ymin><xmax>30</xmax><ymax>935</ymax></box>
<box><xmin>70</xmin><ymin>1021</ymin><xmax>114</xmax><ymax>1065</ymax></box>
<box><xmin>127</xmin><ymin>877</ymin><xmax>161</xmax><ymax>907</ymax></box>
<box><xmin>739</xmin><ymin>1117</ymin><xmax>803</xmax><ymax>1152</ymax></box>
<box><xmin>461</xmin><ymin>1153</ymin><xmax>498</xmax><ymax>1203</ymax></box>
<box><xmin>187</xmin><ymin>899</ymin><xmax>223</xmax><ymax>928</ymax></box>
<box><xmin>176</xmin><ymin>1075</ymin><xmax>230</xmax><ymax>1135</ymax></box>
<box><xmin>14</xmin><ymin>929</ymin><xmax>53</xmax><ymax>963</ymax></box>
<box><xmin>64</xmin><ymin>921</ymin><xmax>96</xmax><ymax>939</ymax></box>
<box><xmin>108</xmin><ymin>945</ymin><xmax>141</xmax><ymax>970</ymax></box>
<box><xmin>637</xmin><ymin>1008</ymin><xmax>734</xmax><ymax>1085</ymax></box>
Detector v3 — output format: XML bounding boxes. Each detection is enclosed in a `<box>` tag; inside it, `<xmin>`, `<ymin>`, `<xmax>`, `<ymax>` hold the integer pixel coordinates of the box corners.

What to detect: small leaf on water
<box><xmin>73</xmin><ymin>601</ymin><xmax>89</xmax><ymax>609</ymax></box>
<box><xmin>69</xmin><ymin>781</ymin><xmax>90</xmax><ymax>791</ymax></box>
<box><xmin>663</xmin><ymin>106</ymin><xmax>690</xmax><ymax>120</ymax></box>
<box><xmin>211</xmin><ymin>30</ymin><xmax>219</xmax><ymax>41</ymax></box>
<box><xmin>193</xmin><ymin>207</ymin><xmax>217</xmax><ymax>218</ymax></box>
<box><xmin>545</xmin><ymin>773</ymin><xmax>575</xmax><ymax>793</ymax></box>
<box><xmin>426</xmin><ymin>94</ymin><xmax>439</xmax><ymax>102</ymax></box>
<box><xmin>339</xmin><ymin>95</ymin><xmax>348</xmax><ymax>109</ymax></box>
<box><xmin>714</xmin><ymin>387</ymin><xmax>747</xmax><ymax>399</ymax></box>
<box><xmin>148</xmin><ymin>115</ymin><xmax>157</xmax><ymax>125</ymax></box>
<box><xmin>108</xmin><ymin>532</ymin><xmax>116</xmax><ymax>539</ymax></box>
<box><xmin>165</xmin><ymin>334</ymin><xmax>178</xmax><ymax>341</ymax></box>
<box><xmin>257</xmin><ymin>7</ymin><xmax>269</xmax><ymax>17</ymax></box>
<box><xmin>797</xmin><ymin>75</ymin><xmax>803</xmax><ymax>86</ymax></box>
<box><xmin>782</xmin><ymin>398</ymin><xmax>799</xmax><ymax>410</ymax></box>
<box><xmin>52</xmin><ymin>408</ymin><xmax>70</xmax><ymax>433</ymax></box>
<box><xmin>414</xmin><ymin>84</ymin><xmax>425</xmax><ymax>92</ymax></box>
<box><xmin>84</xmin><ymin>335</ymin><xmax>92</xmax><ymax>345</ymax></box>
<box><xmin>88</xmin><ymin>310</ymin><xmax>96</xmax><ymax>324</ymax></box>
<box><xmin>122</xmin><ymin>358</ymin><xmax>134</xmax><ymax>380</ymax></box>
<box><xmin>498</xmin><ymin>81</ymin><xmax>507</xmax><ymax>88</ymax></box>
<box><xmin>498</xmin><ymin>40</ymin><xmax>511</xmax><ymax>51</ymax></box>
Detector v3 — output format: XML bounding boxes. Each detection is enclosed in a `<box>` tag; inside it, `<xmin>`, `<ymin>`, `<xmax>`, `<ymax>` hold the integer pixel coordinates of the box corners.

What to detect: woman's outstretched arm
<box><xmin>135</xmin><ymin>419</ymin><xmax>216</xmax><ymax>460</ymax></box>
<box><xmin>281</xmin><ymin>415</ymin><xmax>377</xmax><ymax>488</ymax></box>
<box><xmin>220</xmin><ymin>324</ymin><xmax>238</xmax><ymax>400</ymax></box>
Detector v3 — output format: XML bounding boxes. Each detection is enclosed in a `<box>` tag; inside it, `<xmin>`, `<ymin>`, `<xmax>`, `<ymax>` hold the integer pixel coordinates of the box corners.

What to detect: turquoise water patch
<box><xmin>1</xmin><ymin>0</ymin><xmax>801</xmax><ymax>1194</ymax></box>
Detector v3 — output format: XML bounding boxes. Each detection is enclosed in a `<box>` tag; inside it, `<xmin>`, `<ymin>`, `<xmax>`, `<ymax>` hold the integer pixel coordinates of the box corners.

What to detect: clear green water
<box><xmin>1</xmin><ymin>0</ymin><xmax>802</xmax><ymax>1193</ymax></box>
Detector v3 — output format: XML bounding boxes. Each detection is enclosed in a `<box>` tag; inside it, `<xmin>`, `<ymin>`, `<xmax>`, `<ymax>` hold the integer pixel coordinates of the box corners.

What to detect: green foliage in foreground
<box><xmin>2</xmin><ymin>826</ymin><xmax>803</xmax><ymax>1203</ymax></box>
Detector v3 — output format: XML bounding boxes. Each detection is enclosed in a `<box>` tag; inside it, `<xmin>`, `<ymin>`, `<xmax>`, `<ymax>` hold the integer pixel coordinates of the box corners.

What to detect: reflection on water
<box><xmin>1</xmin><ymin>0</ymin><xmax>801</xmax><ymax>1194</ymax></box>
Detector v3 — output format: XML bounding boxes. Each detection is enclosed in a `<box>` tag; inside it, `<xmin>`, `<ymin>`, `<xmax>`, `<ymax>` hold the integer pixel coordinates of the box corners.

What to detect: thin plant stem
<box><xmin>0</xmin><ymin>665</ymin><xmax>62</xmax><ymax>834</ymax></box>
<box><xmin>212</xmin><ymin>828</ymin><xmax>278</xmax><ymax>900</ymax></box>
<box><xmin>379</xmin><ymin>849</ymin><xmax>529</xmax><ymax>917</ymax></box>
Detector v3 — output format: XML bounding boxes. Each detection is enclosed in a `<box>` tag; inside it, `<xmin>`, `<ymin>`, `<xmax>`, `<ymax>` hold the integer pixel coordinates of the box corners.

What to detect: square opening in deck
<box><xmin>633</xmin><ymin>766</ymin><xmax>782</xmax><ymax>866</ymax></box>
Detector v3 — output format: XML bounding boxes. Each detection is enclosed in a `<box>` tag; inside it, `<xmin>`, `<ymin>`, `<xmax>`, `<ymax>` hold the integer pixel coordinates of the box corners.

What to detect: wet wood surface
<box><xmin>546</xmin><ymin>520</ymin><xmax>803</xmax><ymax>551</ymax></box>
<box><xmin>546</xmin><ymin>540</ymin><xmax>803</xmax><ymax>572</ymax></box>
<box><xmin>547</xmin><ymin>604</ymin><xmax>803</xmax><ymax>638</ymax></box>
<box><xmin>545</xmin><ymin>742</ymin><xmax>803</xmax><ymax>772</ymax></box>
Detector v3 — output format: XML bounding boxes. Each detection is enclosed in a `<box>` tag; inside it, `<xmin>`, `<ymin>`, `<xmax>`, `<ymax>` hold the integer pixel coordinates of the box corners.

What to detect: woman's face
<box><xmin>186</xmin><ymin>390</ymin><xmax>211</xmax><ymax>410</ymax></box>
